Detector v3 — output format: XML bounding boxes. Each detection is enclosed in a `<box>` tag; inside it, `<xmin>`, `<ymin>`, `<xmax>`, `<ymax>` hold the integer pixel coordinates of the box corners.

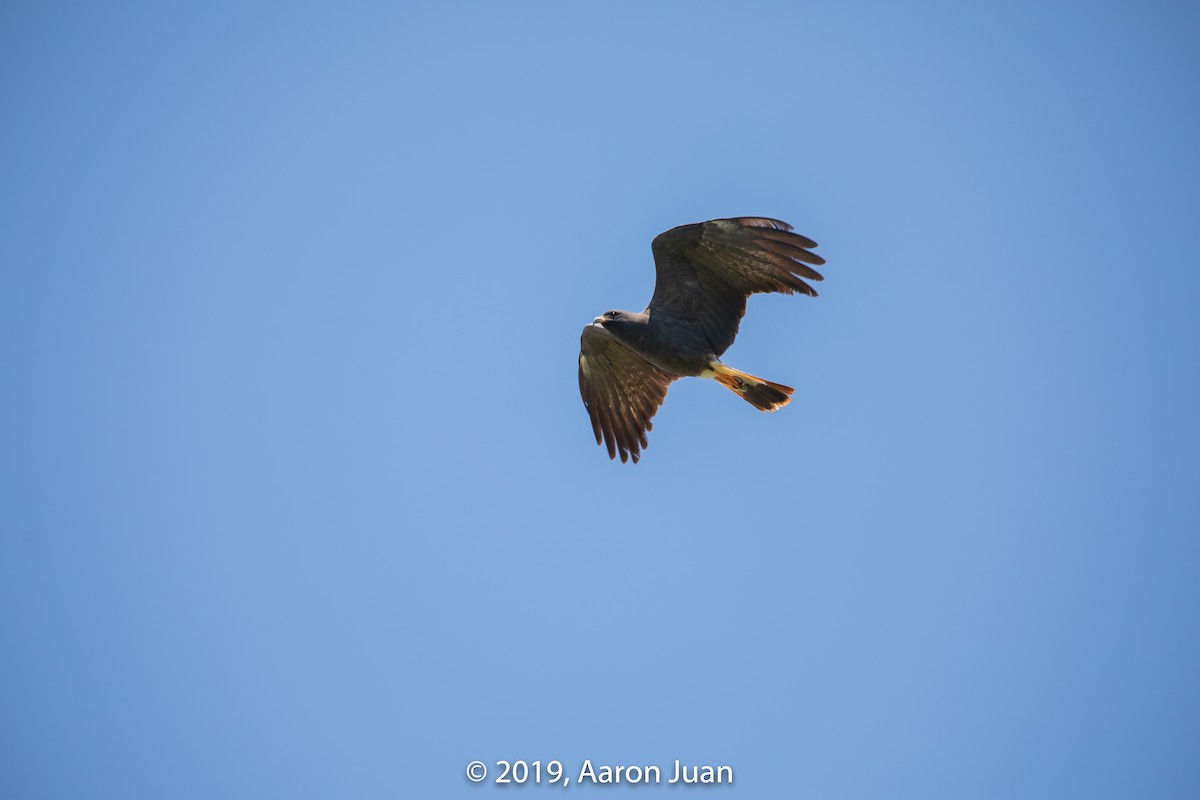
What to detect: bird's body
<box><xmin>579</xmin><ymin>217</ymin><xmax>826</xmax><ymax>464</ymax></box>
<box><xmin>591</xmin><ymin>311</ymin><xmax>709</xmax><ymax>375</ymax></box>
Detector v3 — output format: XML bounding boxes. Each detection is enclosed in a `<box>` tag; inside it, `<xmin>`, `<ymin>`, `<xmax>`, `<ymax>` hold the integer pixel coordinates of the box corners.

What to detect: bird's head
<box><xmin>592</xmin><ymin>309</ymin><xmax>628</xmax><ymax>327</ymax></box>
<box><xmin>590</xmin><ymin>309</ymin><xmax>649</xmax><ymax>346</ymax></box>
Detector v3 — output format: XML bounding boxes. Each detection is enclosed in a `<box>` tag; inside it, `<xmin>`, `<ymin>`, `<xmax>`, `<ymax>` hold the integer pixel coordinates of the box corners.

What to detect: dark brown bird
<box><xmin>578</xmin><ymin>217</ymin><xmax>825</xmax><ymax>463</ymax></box>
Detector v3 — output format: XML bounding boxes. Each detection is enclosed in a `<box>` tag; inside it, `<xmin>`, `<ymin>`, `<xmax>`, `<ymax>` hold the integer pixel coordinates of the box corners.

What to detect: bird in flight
<box><xmin>578</xmin><ymin>217</ymin><xmax>825</xmax><ymax>463</ymax></box>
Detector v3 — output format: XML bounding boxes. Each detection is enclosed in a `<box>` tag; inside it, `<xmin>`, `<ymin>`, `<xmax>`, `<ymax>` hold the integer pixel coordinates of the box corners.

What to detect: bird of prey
<box><xmin>578</xmin><ymin>217</ymin><xmax>825</xmax><ymax>463</ymax></box>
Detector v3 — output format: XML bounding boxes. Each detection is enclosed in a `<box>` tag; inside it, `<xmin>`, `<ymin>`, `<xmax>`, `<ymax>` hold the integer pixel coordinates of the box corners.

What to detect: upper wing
<box><xmin>648</xmin><ymin>217</ymin><xmax>825</xmax><ymax>356</ymax></box>
<box><xmin>578</xmin><ymin>324</ymin><xmax>675</xmax><ymax>464</ymax></box>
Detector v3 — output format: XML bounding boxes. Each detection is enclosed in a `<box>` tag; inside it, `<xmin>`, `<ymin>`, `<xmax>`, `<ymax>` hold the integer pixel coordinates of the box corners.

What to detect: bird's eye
<box><xmin>607</xmin><ymin>311</ymin><xmax>620</xmax><ymax>318</ymax></box>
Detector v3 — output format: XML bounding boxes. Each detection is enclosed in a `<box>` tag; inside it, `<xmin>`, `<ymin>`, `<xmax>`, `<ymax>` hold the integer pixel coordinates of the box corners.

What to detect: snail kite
<box><xmin>578</xmin><ymin>217</ymin><xmax>825</xmax><ymax>463</ymax></box>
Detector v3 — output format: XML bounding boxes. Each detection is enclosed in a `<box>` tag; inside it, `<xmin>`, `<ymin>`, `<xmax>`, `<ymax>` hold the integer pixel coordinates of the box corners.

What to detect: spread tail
<box><xmin>707</xmin><ymin>363</ymin><xmax>794</xmax><ymax>411</ymax></box>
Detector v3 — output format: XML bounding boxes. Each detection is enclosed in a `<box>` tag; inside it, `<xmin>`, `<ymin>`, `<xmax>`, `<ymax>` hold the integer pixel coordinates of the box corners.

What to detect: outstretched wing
<box><xmin>648</xmin><ymin>217</ymin><xmax>825</xmax><ymax>356</ymax></box>
<box><xmin>578</xmin><ymin>324</ymin><xmax>675</xmax><ymax>464</ymax></box>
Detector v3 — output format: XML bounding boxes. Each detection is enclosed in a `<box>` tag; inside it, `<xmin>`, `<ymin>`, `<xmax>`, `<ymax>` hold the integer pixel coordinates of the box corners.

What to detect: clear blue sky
<box><xmin>3</xmin><ymin>2</ymin><xmax>1198</xmax><ymax>798</ymax></box>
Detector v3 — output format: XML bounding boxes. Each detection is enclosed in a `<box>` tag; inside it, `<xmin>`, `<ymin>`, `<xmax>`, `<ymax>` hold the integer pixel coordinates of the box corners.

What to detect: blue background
<box><xmin>3</xmin><ymin>2</ymin><xmax>1198</xmax><ymax>797</ymax></box>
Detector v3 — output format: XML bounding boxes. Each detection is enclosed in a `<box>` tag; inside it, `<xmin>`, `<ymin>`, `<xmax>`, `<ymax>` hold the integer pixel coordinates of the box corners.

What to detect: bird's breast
<box><xmin>639</xmin><ymin>316</ymin><xmax>714</xmax><ymax>377</ymax></box>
